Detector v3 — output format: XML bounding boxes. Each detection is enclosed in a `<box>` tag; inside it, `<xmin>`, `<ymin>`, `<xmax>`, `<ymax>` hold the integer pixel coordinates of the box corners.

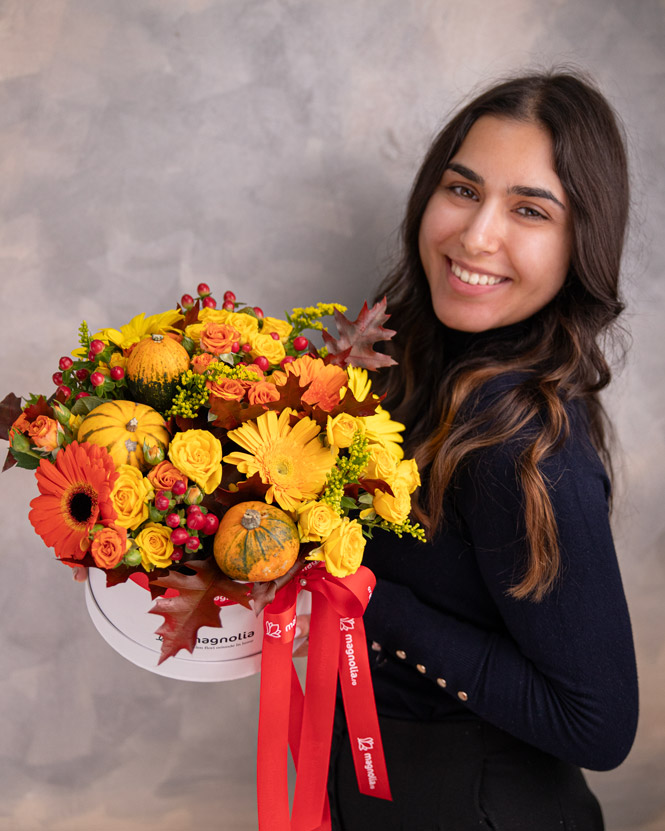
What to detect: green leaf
<box><xmin>71</xmin><ymin>395</ymin><xmax>105</xmax><ymax>415</ymax></box>
<box><xmin>340</xmin><ymin>496</ymin><xmax>358</xmax><ymax>511</ymax></box>
<box><xmin>9</xmin><ymin>448</ymin><xmax>41</xmax><ymax>470</ymax></box>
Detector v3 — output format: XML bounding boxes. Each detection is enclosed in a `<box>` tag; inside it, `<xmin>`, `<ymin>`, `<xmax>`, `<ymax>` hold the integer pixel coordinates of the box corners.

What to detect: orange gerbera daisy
<box><xmin>29</xmin><ymin>441</ymin><xmax>119</xmax><ymax>561</ymax></box>
<box><xmin>273</xmin><ymin>355</ymin><xmax>347</xmax><ymax>412</ymax></box>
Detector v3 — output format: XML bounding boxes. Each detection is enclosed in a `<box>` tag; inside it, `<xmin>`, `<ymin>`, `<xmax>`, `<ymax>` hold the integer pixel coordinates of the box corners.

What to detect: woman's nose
<box><xmin>459</xmin><ymin>202</ymin><xmax>503</xmax><ymax>256</ymax></box>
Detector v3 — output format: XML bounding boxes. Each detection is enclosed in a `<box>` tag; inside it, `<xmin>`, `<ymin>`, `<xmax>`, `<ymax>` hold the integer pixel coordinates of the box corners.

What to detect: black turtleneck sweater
<box><xmin>361</xmin><ymin>325</ymin><xmax>638</xmax><ymax>772</ymax></box>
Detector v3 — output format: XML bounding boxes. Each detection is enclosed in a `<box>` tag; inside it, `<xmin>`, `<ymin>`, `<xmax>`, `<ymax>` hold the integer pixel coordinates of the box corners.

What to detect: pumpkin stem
<box><xmin>241</xmin><ymin>509</ymin><xmax>262</xmax><ymax>531</ymax></box>
<box><xmin>151</xmin><ymin>334</ymin><xmax>164</xmax><ymax>342</ymax></box>
<box><xmin>126</xmin><ymin>417</ymin><xmax>138</xmax><ymax>432</ymax></box>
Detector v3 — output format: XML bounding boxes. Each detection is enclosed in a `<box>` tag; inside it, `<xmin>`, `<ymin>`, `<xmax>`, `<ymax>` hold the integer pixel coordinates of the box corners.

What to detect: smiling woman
<box><xmin>327</xmin><ymin>71</ymin><xmax>637</xmax><ymax>830</ymax></box>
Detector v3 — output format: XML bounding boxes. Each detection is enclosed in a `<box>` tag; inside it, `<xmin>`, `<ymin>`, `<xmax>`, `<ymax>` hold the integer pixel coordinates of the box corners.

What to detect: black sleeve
<box><xmin>363</xmin><ymin>405</ymin><xmax>639</xmax><ymax>771</ymax></box>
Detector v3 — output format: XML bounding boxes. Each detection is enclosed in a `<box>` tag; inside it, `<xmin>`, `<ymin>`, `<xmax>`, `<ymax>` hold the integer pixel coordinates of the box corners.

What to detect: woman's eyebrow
<box><xmin>445</xmin><ymin>162</ymin><xmax>566</xmax><ymax>210</ymax></box>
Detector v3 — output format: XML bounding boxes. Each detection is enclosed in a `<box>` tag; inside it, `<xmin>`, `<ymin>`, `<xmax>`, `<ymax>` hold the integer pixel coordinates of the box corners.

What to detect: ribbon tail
<box><xmin>290</xmin><ymin>591</ymin><xmax>340</xmax><ymax>831</ymax></box>
<box><xmin>338</xmin><ymin>616</ymin><xmax>392</xmax><ymax>801</ymax></box>
<box><xmin>257</xmin><ymin>636</ymin><xmax>294</xmax><ymax>831</ymax></box>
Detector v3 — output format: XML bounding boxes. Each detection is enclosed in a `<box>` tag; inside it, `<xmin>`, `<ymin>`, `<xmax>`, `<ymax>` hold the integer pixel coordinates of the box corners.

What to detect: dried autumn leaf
<box><xmin>321</xmin><ymin>297</ymin><xmax>397</xmax><ymax>370</ymax></box>
<box><xmin>148</xmin><ymin>558</ymin><xmax>253</xmax><ymax>664</ymax></box>
<box><xmin>0</xmin><ymin>392</ymin><xmax>23</xmax><ymax>442</ymax></box>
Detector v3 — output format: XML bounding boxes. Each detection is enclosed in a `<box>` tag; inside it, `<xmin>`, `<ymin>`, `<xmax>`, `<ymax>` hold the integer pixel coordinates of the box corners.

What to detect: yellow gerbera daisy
<box><xmin>223</xmin><ymin>408</ymin><xmax>336</xmax><ymax>512</ymax></box>
<box><xmin>73</xmin><ymin>309</ymin><xmax>184</xmax><ymax>354</ymax></box>
<box><xmin>344</xmin><ymin>366</ymin><xmax>373</xmax><ymax>403</ymax></box>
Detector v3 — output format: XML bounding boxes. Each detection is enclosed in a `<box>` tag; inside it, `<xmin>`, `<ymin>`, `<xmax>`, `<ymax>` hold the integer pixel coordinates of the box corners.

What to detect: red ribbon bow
<box><xmin>257</xmin><ymin>562</ymin><xmax>391</xmax><ymax>831</ymax></box>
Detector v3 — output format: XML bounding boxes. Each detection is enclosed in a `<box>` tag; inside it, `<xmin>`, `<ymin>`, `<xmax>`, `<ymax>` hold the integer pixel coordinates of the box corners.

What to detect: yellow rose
<box><xmin>184</xmin><ymin>322</ymin><xmax>205</xmax><ymax>345</ymax></box>
<box><xmin>135</xmin><ymin>522</ymin><xmax>174</xmax><ymax>571</ymax></box>
<box><xmin>309</xmin><ymin>517</ymin><xmax>366</xmax><ymax>577</ymax></box>
<box><xmin>297</xmin><ymin>500</ymin><xmax>342</xmax><ymax>542</ymax></box>
<box><xmin>326</xmin><ymin>413</ymin><xmax>360</xmax><ymax>450</ymax></box>
<box><xmin>217</xmin><ymin>310</ymin><xmax>260</xmax><ymax>343</ymax></box>
<box><xmin>111</xmin><ymin>465</ymin><xmax>154</xmax><ymax>530</ymax></box>
<box><xmin>372</xmin><ymin>480</ymin><xmax>411</xmax><ymax>524</ymax></box>
<box><xmin>109</xmin><ymin>352</ymin><xmax>127</xmax><ymax>370</ymax></box>
<box><xmin>168</xmin><ymin>429</ymin><xmax>223</xmax><ymax>494</ymax></box>
<box><xmin>250</xmin><ymin>332</ymin><xmax>286</xmax><ymax>365</ymax></box>
<box><xmin>395</xmin><ymin>458</ymin><xmax>421</xmax><ymax>494</ymax></box>
<box><xmin>364</xmin><ymin>443</ymin><xmax>399</xmax><ymax>481</ymax></box>
<box><xmin>261</xmin><ymin>316</ymin><xmax>293</xmax><ymax>341</ymax></box>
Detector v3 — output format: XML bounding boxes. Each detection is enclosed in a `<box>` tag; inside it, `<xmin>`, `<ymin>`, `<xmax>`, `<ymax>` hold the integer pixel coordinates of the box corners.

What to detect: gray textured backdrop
<box><xmin>1</xmin><ymin>1</ymin><xmax>664</xmax><ymax>830</ymax></box>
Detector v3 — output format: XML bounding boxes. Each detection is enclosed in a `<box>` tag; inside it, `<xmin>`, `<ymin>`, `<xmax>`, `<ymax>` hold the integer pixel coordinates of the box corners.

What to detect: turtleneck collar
<box><xmin>441</xmin><ymin>318</ymin><xmax>534</xmax><ymax>364</ymax></box>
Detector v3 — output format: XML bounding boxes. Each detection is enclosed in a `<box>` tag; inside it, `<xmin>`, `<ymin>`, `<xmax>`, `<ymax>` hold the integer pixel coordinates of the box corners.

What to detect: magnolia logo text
<box><xmin>345</xmin><ymin>633</ymin><xmax>358</xmax><ymax>686</ymax></box>
<box><xmin>340</xmin><ymin>617</ymin><xmax>355</xmax><ymax>631</ymax></box>
<box><xmin>265</xmin><ymin>621</ymin><xmax>282</xmax><ymax>638</ymax></box>
<box><xmin>357</xmin><ymin>738</ymin><xmax>377</xmax><ymax>789</ymax></box>
<box><xmin>157</xmin><ymin>631</ymin><xmax>255</xmax><ymax>646</ymax></box>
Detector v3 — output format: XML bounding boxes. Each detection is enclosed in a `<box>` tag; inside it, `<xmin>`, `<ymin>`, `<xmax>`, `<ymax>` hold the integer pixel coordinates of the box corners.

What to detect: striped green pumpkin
<box><xmin>126</xmin><ymin>334</ymin><xmax>190</xmax><ymax>413</ymax></box>
<box><xmin>77</xmin><ymin>400</ymin><xmax>169</xmax><ymax>469</ymax></box>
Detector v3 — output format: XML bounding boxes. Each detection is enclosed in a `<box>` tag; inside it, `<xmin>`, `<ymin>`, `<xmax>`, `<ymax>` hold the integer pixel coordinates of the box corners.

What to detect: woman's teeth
<box><xmin>450</xmin><ymin>261</ymin><xmax>504</xmax><ymax>286</ymax></box>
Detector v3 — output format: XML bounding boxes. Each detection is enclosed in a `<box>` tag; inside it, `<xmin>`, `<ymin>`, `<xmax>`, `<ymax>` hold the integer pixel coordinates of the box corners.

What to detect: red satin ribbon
<box><xmin>257</xmin><ymin>563</ymin><xmax>391</xmax><ymax>831</ymax></box>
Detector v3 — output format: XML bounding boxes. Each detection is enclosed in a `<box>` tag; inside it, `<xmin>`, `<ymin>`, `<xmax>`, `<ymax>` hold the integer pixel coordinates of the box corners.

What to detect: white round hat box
<box><xmin>85</xmin><ymin>567</ymin><xmax>310</xmax><ymax>682</ymax></box>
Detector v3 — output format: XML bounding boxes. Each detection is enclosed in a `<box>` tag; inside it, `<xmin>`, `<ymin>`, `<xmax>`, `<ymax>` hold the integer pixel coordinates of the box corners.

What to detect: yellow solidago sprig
<box><xmin>287</xmin><ymin>302</ymin><xmax>347</xmax><ymax>334</ymax></box>
<box><xmin>320</xmin><ymin>430</ymin><xmax>371</xmax><ymax>515</ymax></box>
<box><xmin>166</xmin><ymin>370</ymin><xmax>209</xmax><ymax>419</ymax></box>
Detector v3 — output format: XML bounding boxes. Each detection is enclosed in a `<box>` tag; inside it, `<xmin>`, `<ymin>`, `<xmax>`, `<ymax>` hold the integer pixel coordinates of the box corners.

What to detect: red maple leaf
<box><xmin>321</xmin><ymin>297</ymin><xmax>397</xmax><ymax>370</ymax></box>
<box><xmin>23</xmin><ymin>396</ymin><xmax>55</xmax><ymax>423</ymax></box>
<box><xmin>148</xmin><ymin>558</ymin><xmax>254</xmax><ymax>664</ymax></box>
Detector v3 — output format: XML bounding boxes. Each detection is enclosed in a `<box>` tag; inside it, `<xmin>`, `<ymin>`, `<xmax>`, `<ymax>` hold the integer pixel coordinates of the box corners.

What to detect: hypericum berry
<box><xmin>241</xmin><ymin>343</ymin><xmax>252</xmax><ymax>353</ymax></box>
<box><xmin>223</xmin><ymin>290</ymin><xmax>236</xmax><ymax>303</ymax></box>
<box><xmin>202</xmin><ymin>296</ymin><xmax>217</xmax><ymax>309</ymax></box>
<box><xmin>253</xmin><ymin>356</ymin><xmax>269</xmax><ymax>372</ymax></box>
<box><xmin>186</xmin><ymin>503</ymin><xmax>202</xmax><ymax>514</ymax></box>
<box><xmin>186</xmin><ymin>511</ymin><xmax>206</xmax><ymax>531</ymax></box>
<box><xmin>57</xmin><ymin>384</ymin><xmax>72</xmax><ymax>400</ymax></box>
<box><xmin>171</xmin><ymin>546</ymin><xmax>184</xmax><ymax>562</ymax></box>
<box><xmin>253</xmin><ymin>306</ymin><xmax>264</xmax><ymax>319</ymax></box>
<box><xmin>75</xmin><ymin>368</ymin><xmax>89</xmax><ymax>382</ymax></box>
<box><xmin>270</xmin><ymin>331</ymin><xmax>280</xmax><ymax>340</ymax></box>
<box><xmin>293</xmin><ymin>336</ymin><xmax>308</xmax><ymax>351</ymax></box>
<box><xmin>181</xmin><ymin>293</ymin><xmax>195</xmax><ymax>310</ymax></box>
<box><xmin>280</xmin><ymin>356</ymin><xmax>295</xmax><ymax>368</ymax></box>
<box><xmin>90</xmin><ymin>371</ymin><xmax>106</xmax><ymax>387</ymax></box>
<box><xmin>110</xmin><ymin>366</ymin><xmax>125</xmax><ymax>381</ymax></box>
<box><xmin>155</xmin><ymin>494</ymin><xmax>171</xmax><ymax>512</ymax></box>
<box><xmin>197</xmin><ymin>282</ymin><xmax>211</xmax><ymax>297</ymax></box>
<box><xmin>231</xmin><ymin>341</ymin><xmax>240</xmax><ymax>353</ymax></box>
<box><xmin>58</xmin><ymin>356</ymin><xmax>73</xmax><ymax>371</ymax></box>
<box><xmin>52</xmin><ymin>371</ymin><xmax>64</xmax><ymax>386</ymax></box>
<box><xmin>170</xmin><ymin>527</ymin><xmax>189</xmax><ymax>546</ymax></box>
<box><xmin>185</xmin><ymin>536</ymin><xmax>201</xmax><ymax>552</ymax></box>
<box><xmin>172</xmin><ymin>479</ymin><xmax>187</xmax><ymax>497</ymax></box>
<box><xmin>223</xmin><ymin>301</ymin><xmax>235</xmax><ymax>312</ymax></box>
<box><xmin>165</xmin><ymin>512</ymin><xmax>181</xmax><ymax>528</ymax></box>
<box><xmin>203</xmin><ymin>513</ymin><xmax>219</xmax><ymax>535</ymax></box>
<box><xmin>75</xmin><ymin>391</ymin><xmax>91</xmax><ymax>400</ymax></box>
<box><xmin>89</xmin><ymin>339</ymin><xmax>105</xmax><ymax>356</ymax></box>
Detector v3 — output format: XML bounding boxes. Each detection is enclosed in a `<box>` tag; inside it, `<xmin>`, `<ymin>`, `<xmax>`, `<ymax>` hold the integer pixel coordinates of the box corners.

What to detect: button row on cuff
<box><xmin>392</xmin><ymin>651</ymin><xmax>467</xmax><ymax>701</ymax></box>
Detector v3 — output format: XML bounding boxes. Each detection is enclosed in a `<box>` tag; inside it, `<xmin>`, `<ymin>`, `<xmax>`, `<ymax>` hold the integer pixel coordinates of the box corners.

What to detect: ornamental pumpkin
<box><xmin>213</xmin><ymin>501</ymin><xmax>299</xmax><ymax>582</ymax></box>
<box><xmin>77</xmin><ymin>400</ymin><xmax>170</xmax><ymax>470</ymax></box>
<box><xmin>126</xmin><ymin>333</ymin><xmax>190</xmax><ymax>412</ymax></box>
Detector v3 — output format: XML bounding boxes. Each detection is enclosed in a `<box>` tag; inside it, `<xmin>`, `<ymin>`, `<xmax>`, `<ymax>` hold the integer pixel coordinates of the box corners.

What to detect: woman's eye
<box><xmin>447</xmin><ymin>185</ymin><xmax>477</xmax><ymax>200</ymax></box>
<box><xmin>516</xmin><ymin>206</ymin><xmax>547</xmax><ymax>220</ymax></box>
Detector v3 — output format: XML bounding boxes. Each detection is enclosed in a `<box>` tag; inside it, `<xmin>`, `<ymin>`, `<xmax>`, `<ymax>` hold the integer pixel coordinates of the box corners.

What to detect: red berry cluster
<box><xmin>151</xmin><ymin>479</ymin><xmax>219</xmax><ymax>561</ymax></box>
<box><xmin>52</xmin><ymin>338</ymin><xmax>126</xmax><ymax>405</ymax></box>
<box><xmin>180</xmin><ymin>283</ymin><xmax>221</xmax><ymax>312</ymax></box>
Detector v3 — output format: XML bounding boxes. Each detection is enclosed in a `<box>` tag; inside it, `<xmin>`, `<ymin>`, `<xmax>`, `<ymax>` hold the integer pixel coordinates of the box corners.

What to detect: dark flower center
<box><xmin>69</xmin><ymin>490</ymin><xmax>95</xmax><ymax>523</ymax></box>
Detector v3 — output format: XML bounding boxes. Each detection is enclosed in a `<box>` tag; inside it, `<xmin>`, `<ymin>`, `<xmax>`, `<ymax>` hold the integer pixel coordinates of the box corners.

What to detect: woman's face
<box><xmin>418</xmin><ymin>115</ymin><xmax>572</xmax><ymax>332</ymax></box>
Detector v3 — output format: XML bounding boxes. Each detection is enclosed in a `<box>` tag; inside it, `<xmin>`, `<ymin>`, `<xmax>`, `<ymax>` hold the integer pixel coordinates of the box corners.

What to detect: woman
<box><xmin>327</xmin><ymin>71</ymin><xmax>639</xmax><ymax>829</ymax></box>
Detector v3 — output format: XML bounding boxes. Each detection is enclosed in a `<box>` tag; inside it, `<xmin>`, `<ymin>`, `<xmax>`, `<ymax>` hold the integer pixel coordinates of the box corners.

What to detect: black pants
<box><xmin>328</xmin><ymin>711</ymin><xmax>604</xmax><ymax>830</ymax></box>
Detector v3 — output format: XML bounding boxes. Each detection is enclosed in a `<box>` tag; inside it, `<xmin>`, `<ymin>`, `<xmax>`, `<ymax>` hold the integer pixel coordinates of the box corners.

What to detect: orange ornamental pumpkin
<box><xmin>213</xmin><ymin>501</ymin><xmax>300</xmax><ymax>582</ymax></box>
<box><xmin>126</xmin><ymin>333</ymin><xmax>190</xmax><ymax>412</ymax></box>
<box><xmin>77</xmin><ymin>400</ymin><xmax>169</xmax><ymax>470</ymax></box>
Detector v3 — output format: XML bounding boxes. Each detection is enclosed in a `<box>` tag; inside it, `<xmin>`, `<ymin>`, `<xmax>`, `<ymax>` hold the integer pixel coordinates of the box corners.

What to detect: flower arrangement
<box><xmin>1</xmin><ymin>284</ymin><xmax>424</xmax><ymax>662</ymax></box>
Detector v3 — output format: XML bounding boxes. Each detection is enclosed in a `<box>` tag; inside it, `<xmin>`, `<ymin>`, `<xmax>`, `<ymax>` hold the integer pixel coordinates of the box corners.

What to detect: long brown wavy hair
<box><xmin>377</xmin><ymin>70</ymin><xmax>629</xmax><ymax>601</ymax></box>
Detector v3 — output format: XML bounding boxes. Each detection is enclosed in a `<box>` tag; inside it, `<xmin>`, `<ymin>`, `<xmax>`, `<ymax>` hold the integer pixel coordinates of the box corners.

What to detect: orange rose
<box><xmin>206</xmin><ymin>378</ymin><xmax>245</xmax><ymax>402</ymax></box>
<box><xmin>90</xmin><ymin>524</ymin><xmax>128</xmax><ymax>568</ymax></box>
<box><xmin>247</xmin><ymin>381</ymin><xmax>280</xmax><ymax>406</ymax></box>
<box><xmin>11</xmin><ymin>413</ymin><xmax>31</xmax><ymax>434</ymax></box>
<box><xmin>27</xmin><ymin>416</ymin><xmax>60</xmax><ymax>451</ymax></box>
<box><xmin>200</xmin><ymin>322</ymin><xmax>241</xmax><ymax>355</ymax></box>
<box><xmin>191</xmin><ymin>352</ymin><xmax>217</xmax><ymax>374</ymax></box>
<box><xmin>147</xmin><ymin>460</ymin><xmax>188</xmax><ymax>491</ymax></box>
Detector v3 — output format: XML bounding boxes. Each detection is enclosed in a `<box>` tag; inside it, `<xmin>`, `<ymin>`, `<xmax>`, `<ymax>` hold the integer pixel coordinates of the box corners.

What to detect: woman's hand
<box><xmin>72</xmin><ymin>566</ymin><xmax>88</xmax><ymax>582</ymax></box>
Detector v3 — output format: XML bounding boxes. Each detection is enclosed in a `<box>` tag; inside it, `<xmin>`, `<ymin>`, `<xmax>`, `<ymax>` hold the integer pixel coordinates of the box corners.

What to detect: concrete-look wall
<box><xmin>1</xmin><ymin>2</ymin><xmax>663</xmax><ymax>829</ymax></box>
